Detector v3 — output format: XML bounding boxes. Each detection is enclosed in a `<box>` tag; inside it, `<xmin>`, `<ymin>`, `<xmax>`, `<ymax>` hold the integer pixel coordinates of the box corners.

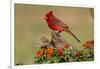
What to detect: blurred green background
<box><xmin>15</xmin><ymin>4</ymin><xmax>94</xmax><ymax>65</ymax></box>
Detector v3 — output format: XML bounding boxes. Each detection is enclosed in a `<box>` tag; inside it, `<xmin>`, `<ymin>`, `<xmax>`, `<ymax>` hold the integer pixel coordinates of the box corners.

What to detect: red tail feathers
<box><xmin>65</xmin><ymin>30</ymin><xmax>81</xmax><ymax>43</ymax></box>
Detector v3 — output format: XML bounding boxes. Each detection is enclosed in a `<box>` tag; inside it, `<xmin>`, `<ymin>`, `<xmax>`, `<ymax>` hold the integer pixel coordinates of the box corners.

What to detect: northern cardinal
<box><xmin>44</xmin><ymin>11</ymin><xmax>81</xmax><ymax>43</ymax></box>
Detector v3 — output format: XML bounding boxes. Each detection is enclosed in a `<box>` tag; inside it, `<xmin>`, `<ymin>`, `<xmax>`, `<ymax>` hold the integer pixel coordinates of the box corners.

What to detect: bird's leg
<box><xmin>51</xmin><ymin>31</ymin><xmax>61</xmax><ymax>35</ymax></box>
<box><xmin>58</xmin><ymin>31</ymin><xmax>61</xmax><ymax>33</ymax></box>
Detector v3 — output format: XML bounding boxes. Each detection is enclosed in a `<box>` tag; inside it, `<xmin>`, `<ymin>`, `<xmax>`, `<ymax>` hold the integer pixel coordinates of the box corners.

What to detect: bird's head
<box><xmin>43</xmin><ymin>10</ymin><xmax>53</xmax><ymax>21</ymax></box>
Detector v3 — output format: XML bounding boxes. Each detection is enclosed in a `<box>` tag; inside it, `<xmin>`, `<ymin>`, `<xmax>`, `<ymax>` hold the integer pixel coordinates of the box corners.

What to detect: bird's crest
<box><xmin>45</xmin><ymin>10</ymin><xmax>53</xmax><ymax>17</ymax></box>
<box><xmin>49</xmin><ymin>10</ymin><xmax>53</xmax><ymax>14</ymax></box>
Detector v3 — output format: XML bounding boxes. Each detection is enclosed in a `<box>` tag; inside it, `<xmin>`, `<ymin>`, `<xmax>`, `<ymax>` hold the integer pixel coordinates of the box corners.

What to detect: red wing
<box><xmin>53</xmin><ymin>18</ymin><xmax>69</xmax><ymax>29</ymax></box>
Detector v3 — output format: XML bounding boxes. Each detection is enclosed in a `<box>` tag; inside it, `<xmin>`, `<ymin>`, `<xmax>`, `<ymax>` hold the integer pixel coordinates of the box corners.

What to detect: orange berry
<box><xmin>76</xmin><ymin>51</ymin><xmax>81</xmax><ymax>58</ymax></box>
<box><xmin>47</xmin><ymin>48</ymin><xmax>53</xmax><ymax>56</ymax></box>
<box><xmin>35</xmin><ymin>52</ymin><xmax>41</xmax><ymax>58</ymax></box>
<box><xmin>83</xmin><ymin>40</ymin><xmax>92</xmax><ymax>48</ymax></box>
<box><xmin>57</xmin><ymin>48</ymin><xmax>63</xmax><ymax>56</ymax></box>
<box><xmin>90</xmin><ymin>39</ymin><xmax>94</xmax><ymax>44</ymax></box>
<box><xmin>64</xmin><ymin>44</ymin><xmax>70</xmax><ymax>48</ymax></box>
<box><xmin>46</xmin><ymin>54</ymin><xmax>51</xmax><ymax>59</ymax></box>
<box><xmin>35</xmin><ymin>49</ymin><xmax>44</xmax><ymax>58</ymax></box>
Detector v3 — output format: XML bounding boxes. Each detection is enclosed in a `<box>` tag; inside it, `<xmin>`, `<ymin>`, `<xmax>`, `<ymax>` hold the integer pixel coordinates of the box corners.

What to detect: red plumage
<box><xmin>44</xmin><ymin>11</ymin><xmax>80</xmax><ymax>43</ymax></box>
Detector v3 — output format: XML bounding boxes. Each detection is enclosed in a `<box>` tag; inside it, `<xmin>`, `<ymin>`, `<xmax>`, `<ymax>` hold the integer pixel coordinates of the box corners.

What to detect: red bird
<box><xmin>44</xmin><ymin>11</ymin><xmax>81</xmax><ymax>43</ymax></box>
